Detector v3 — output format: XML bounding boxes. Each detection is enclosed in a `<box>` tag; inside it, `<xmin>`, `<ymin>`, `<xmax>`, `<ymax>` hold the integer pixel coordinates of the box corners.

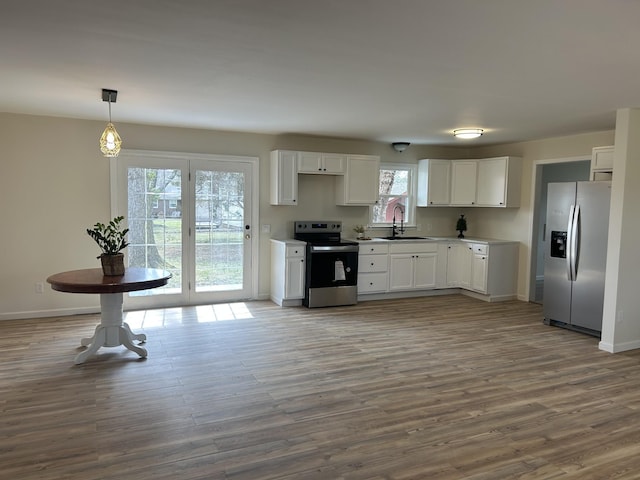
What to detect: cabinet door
<box><xmin>417</xmin><ymin>159</ymin><xmax>450</xmax><ymax>206</ymax></box>
<box><xmin>336</xmin><ymin>155</ymin><xmax>380</xmax><ymax>205</ymax></box>
<box><xmin>285</xmin><ymin>256</ymin><xmax>305</xmax><ymax>299</ymax></box>
<box><xmin>447</xmin><ymin>243</ymin><xmax>472</xmax><ymax>287</ymax></box>
<box><xmin>414</xmin><ymin>253</ymin><xmax>437</xmax><ymax>289</ymax></box>
<box><xmin>298</xmin><ymin>151</ymin><xmax>323</xmax><ymax>173</ymax></box>
<box><xmin>471</xmin><ymin>253</ymin><xmax>488</xmax><ymax>293</ymax></box>
<box><xmin>476</xmin><ymin>157</ymin><xmax>507</xmax><ymax>206</ymax></box>
<box><xmin>322</xmin><ymin>154</ymin><xmax>346</xmax><ymax>174</ymax></box>
<box><xmin>270</xmin><ymin>150</ymin><xmax>298</xmax><ymax>205</ymax></box>
<box><xmin>388</xmin><ymin>254</ymin><xmax>414</xmax><ymax>291</ymax></box>
<box><xmin>451</xmin><ymin>160</ymin><xmax>477</xmax><ymax>205</ymax></box>
<box><xmin>458</xmin><ymin>244</ymin><xmax>473</xmax><ymax>289</ymax></box>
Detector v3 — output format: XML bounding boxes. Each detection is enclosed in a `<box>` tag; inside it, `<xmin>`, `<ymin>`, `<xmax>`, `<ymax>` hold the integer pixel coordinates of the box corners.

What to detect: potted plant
<box><xmin>456</xmin><ymin>214</ymin><xmax>467</xmax><ymax>238</ymax></box>
<box><xmin>87</xmin><ymin>215</ymin><xmax>129</xmax><ymax>275</ymax></box>
<box><xmin>353</xmin><ymin>224</ymin><xmax>366</xmax><ymax>239</ymax></box>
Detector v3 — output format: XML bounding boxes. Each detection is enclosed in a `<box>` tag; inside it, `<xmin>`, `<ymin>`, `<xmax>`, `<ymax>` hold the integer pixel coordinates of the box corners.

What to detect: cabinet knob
<box><xmin>370</xmin><ymin>262</ymin><xmax>374</xmax><ymax>266</ymax></box>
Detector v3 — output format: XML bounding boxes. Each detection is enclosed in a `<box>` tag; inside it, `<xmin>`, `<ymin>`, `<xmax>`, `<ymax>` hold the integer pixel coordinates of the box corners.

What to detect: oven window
<box><xmin>306</xmin><ymin>251</ymin><xmax>358</xmax><ymax>288</ymax></box>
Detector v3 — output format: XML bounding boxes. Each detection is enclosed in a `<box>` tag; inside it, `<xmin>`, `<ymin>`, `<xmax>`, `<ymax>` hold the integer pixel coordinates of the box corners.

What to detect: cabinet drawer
<box><xmin>389</xmin><ymin>242</ymin><xmax>438</xmax><ymax>254</ymax></box>
<box><xmin>471</xmin><ymin>243</ymin><xmax>488</xmax><ymax>255</ymax></box>
<box><xmin>286</xmin><ymin>245</ymin><xmax>305</xmax><ymax>257</ymax></box>
<box><xmin>359</xmin><ymin>254</ymin><xmax>388</xmax><ymax>273</ymax></box>
<box><xmin>358</xmin><ymin>273</ymin><xmax>388</xmax><ymax>293</ymax></box>
<box><xmin>359</xmin><ymin>243</ymin><xmax>388</xmax><ymax>255</ymax></box>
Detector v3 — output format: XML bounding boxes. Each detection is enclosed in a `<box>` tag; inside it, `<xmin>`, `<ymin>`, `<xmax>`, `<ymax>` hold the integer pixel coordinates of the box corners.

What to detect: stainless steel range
<box><xmin>294</xmin><ymin>221</ymin><xmax>359</xmax><ymax>308</ymax></box>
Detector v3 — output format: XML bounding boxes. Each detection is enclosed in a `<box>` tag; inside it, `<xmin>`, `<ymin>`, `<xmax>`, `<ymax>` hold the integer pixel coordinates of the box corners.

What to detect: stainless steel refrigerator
<box><xmin>543</xmin><ymin>181</ymin><xmax>611</xmax><ymax>335</ymax></box>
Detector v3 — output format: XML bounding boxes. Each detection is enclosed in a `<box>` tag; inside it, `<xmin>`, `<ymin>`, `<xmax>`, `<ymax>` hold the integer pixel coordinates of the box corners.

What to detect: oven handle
<box><xmin>309</xmin><ymin>245</ymin><xmax>359</xmax><ymax>253</ymax></box>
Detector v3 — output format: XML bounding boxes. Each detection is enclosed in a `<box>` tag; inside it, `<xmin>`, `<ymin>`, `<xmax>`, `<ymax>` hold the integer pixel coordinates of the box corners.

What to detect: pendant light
<box><xmin>99</xmin><ymin>89</ymin><xmax>122</xmax><ymax>157</ymax></box>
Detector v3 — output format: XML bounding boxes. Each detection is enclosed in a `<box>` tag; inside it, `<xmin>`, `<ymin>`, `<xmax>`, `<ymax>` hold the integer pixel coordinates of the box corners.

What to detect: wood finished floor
<box><xmin>3</xmin><ymin>295</ymin><xmax>640</xmax><ymax>479</ymax></box>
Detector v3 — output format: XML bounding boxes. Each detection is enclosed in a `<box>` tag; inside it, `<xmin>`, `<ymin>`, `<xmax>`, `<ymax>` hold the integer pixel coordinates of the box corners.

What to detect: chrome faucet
<box><xmin>392</xmin><ymin>204</ymin><xmax>405</xmax><ymax>238</ymax></box>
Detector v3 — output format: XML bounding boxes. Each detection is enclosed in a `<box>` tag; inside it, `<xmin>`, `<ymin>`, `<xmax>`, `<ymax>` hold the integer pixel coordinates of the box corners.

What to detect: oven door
<box><xmin>306</xmin><ymin>245</ymin><xmax>358</xmax><ymax>288</ymax></box>
<box><xmin>304</xmin><ymin>245</ymin><xmax>359</xmax><ymax>307</ymax></box>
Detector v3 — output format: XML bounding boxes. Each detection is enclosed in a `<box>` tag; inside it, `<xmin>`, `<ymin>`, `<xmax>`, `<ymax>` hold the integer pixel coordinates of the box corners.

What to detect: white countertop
<box><xmin>347</xmin><ymin>236</ymin><xmax>518</xmax><ymax>245</ymax></box>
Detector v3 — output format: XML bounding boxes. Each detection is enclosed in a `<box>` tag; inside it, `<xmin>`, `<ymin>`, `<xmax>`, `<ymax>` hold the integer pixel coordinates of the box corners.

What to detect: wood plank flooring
<box><xmin>3</xmin><ymin>295</ymin><xmax>640</xmax><ymax>479</ymax></box>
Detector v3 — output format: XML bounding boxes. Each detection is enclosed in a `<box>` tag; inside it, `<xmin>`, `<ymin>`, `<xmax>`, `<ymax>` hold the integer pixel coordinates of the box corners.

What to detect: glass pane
<box><xmin>127</xmin><ymin>167</ymin><xmax>182</xmax><ymax>295</ymax></box>
<box><xmin>194</xmin><ymin>169</ymin><xmax>245</xmax><ymax>292</ymax></box>
<box><xmin>379</xmin><ymin>169</ymin><xmax>409</xmax><ymax>195</ymax></box>
<box><xmin>372</xmin><ymin>196</ymin><xmax>406</xmax><ymax>224</ymax></box>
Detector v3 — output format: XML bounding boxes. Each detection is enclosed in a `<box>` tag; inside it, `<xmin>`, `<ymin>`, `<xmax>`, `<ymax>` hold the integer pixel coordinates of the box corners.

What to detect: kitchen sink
<box><xmin>379</xmin><ymin>236</ymin><xmax>432</xmax><ymax>240</ymax></box>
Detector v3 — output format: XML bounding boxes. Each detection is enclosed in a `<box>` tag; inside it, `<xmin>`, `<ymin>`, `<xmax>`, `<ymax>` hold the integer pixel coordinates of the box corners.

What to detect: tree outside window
<box><xmin>370</xmin><ymin>164</ymin><xmax>416</xmax><ymax>226</ymax></box>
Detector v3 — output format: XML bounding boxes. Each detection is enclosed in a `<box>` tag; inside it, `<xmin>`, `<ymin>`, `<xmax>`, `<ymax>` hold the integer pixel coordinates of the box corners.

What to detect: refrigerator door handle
<box><xmin>570</xmin><ymin>204</ymin><xmax>580</xmax><ymax>281</ymax></box>
<box><xmin>567</xmin><ymin>204</ymin><xmax>575</xmax><ymax>281</ymax></box>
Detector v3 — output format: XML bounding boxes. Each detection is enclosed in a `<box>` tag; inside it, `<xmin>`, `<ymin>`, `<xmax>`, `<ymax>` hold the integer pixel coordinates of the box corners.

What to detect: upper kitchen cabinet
<box><xmin>298</xmin><ymin>151</ymin><xmax>346</xmax><ymax>174</ymax></box>
<box><xmin>450</xmin><ymin>160</ymin><xmax>478</xmax><ymax>206</ymax></box>
<box><xmin>270</xmin><ymin>150</ymin><xmax>298</xmax><ymax>205</ymax></box>
<box><xmin>590</xmin><ymin>145</ymin><xmax>614</xmax><ymax>180</ymax></box>
<box><xmin>417</xmin><ymin>159</ymin><xmax>451</xmax><ymax>206</ymax></box>
<box><xmin>475</xmin><ymin>156</ymin><xmax>522</xmax><ymax>207</ymax></box>
<box><xmin>336</xmin><ymin>155</ymin><xmax>380</xmax><ymax>205</ymax></box>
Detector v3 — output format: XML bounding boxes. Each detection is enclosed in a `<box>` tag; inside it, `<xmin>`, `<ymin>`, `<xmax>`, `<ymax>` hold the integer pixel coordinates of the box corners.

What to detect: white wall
<box><xmin>0</xmin><ymin>112</ymin><xmax>616</xmax><ymax>319</ymax></box>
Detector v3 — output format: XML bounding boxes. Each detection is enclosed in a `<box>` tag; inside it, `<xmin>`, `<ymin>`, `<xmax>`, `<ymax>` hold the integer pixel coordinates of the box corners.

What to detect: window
<box><xmin>370</xmin><ymin>163</ymin><xmax>417</xmax><ymax>227</ymax></box>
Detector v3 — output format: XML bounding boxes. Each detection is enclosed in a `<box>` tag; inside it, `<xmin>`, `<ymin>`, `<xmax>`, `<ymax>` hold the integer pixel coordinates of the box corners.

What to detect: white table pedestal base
<box><xmin>75</xmin><ymin>293</ymin><xmax>147</xmax><ymax>364</ymax></box>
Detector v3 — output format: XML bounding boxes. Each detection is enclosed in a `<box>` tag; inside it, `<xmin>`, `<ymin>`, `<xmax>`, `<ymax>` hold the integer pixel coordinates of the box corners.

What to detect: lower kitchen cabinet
<box><xmin>470</xmin><ymin>243</ymin><xmax>488</xmax><ymax>293</ymax></box>
<box><xmin>358</xmin><ymin>243</ymin><xmax>389</xmax><ymax>293</ymax></box>
<box><xmin>446</xmin><ymin>243</ymin><xmax>472</xmax><ymax>288</ymax></box>
<box><xmin>270</xmin><ymin>239</ymin><xmax>306</xmax><ymax>306</ymax></box>
<box><xmin>388</xmin><ymin>243</ymin><xmax>438</xmax><ymax>291</ymax></box>
<box><xmin>352</xmin><ymin>239</ymin><xmax>518</xmax><ymax>303</ymax></box>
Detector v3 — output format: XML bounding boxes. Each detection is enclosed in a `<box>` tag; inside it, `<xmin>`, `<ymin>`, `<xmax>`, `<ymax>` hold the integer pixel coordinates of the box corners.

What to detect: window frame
<box><xmin>369</xmin><ymin>162</ymin><xmax>417</xmax><ymax>228</ymax></box>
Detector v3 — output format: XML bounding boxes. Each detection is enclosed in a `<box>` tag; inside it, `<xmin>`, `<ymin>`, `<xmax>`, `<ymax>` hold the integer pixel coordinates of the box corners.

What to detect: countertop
<box><xmin>346</xmin><ymin>236</ymin><xmax>518</xmax><ymax>245</ymax></box>
<box><xmin>271</xmin><ymin>236</ymin><xmax>518</xmax><ymax>246</ymax></box>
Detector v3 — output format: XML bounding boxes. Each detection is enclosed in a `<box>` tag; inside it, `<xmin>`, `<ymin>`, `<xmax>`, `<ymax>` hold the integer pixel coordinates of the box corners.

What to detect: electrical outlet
<box><xmin>35</xmin><ymin>282</ymin><xmax>44</xmax><ymax>294</ymax></box>
<box><xmin>261</xmin><ymin>224</ymin><xmax>271</xmax><ymax>233</ymax></box>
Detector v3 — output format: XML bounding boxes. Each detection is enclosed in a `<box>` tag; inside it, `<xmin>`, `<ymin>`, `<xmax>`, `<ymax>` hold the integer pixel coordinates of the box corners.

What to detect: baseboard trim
<box><xmin>0</xmin><ymin>306</ymin><xmax>100</xmax><ymax>322</ymax></box>
<box><xmin>599</xmin><ymin>339</ymin><xmax>640</xmax><ymax>353</ymax></box>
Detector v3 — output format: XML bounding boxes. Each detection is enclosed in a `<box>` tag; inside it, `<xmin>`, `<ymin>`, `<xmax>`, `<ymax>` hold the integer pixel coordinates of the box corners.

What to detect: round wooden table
<box><xmin>47</xmin><ymin>268</ymin><xmax>172</xmax><ymax>364</ymax></box>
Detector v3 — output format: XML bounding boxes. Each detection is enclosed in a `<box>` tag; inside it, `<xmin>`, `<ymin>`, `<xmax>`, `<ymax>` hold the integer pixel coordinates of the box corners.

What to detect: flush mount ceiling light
<box><xmin>99</xmin><ymin>89</ymin><xmax>122</xmax><ymax>157</ymax></box>
<box><xmin>453</xmin><ymin>128</ymin><xmax>483</xmax><ymax>139</ymax></box>
<box><xmin>391</xmin><ymin>142</ymin><xmax>410</xmax><ymax>153</ymax></box>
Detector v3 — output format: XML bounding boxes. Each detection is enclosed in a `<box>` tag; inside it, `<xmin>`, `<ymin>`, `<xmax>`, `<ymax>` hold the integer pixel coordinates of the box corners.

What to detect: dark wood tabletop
<box><xmin>47</xmin><ymin>267</ymin><xmax>172</xmax><ymax>294</ymax></box>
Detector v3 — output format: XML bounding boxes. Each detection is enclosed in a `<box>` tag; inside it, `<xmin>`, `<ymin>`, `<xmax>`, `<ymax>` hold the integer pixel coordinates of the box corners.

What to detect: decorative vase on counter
<box><xmin>456</xmin><ymin>214</ymin><xmax>467</xmax><ymax>239</ymax></box>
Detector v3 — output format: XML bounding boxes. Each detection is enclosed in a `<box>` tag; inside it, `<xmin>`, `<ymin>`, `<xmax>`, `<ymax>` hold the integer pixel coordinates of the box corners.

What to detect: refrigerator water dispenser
<box><xmin>550</xmin><ymin>231</ymin><xmax>567</xmax><ymax>258</ymax></box>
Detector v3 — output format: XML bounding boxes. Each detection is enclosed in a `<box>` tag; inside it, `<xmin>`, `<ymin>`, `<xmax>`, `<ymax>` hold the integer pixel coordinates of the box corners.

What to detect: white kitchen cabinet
<box><xmin>476</xmin><ymin>156</ymin><xmax>522</xmax><ymax>207</ymax></box>
<box><xmin>358</xmin><ymin>243</ymin><xmax>389</xmax><ymax>294</ymax></box>
<box><xmin>270</xmin><ymin>240</ymin><xmax>306</xmax><ymax>306</ymax></box>
<box><xmin>336</xmin><ymin>155</ymin><xmax>380</xmax><ymax>205</ymax></box>
<box><xmin>470</xmin><ymin>243</ymin><xmax>488</xmax><ymax>293</ymax></box>
<box><xmin>298</xmin><ymin>151</ymin><xmax>346</xmax><ymax>174</ymax></box>
<box><xmin>443</xmin><ymin>240</ymin><xmax>518</xmax><ymax>300</ymax></box>
<box><xmin>270</xmin><ymin>150</ymin><xmax>298</xmax><ymax>205</ymax></box>
<box><xmin>388</xmin><ymin>243</ymin><xmax>438</xmax><ymax>291</ymax></box>
<box><xmin>446</xmin><ymin>242</ymin><xmax>472</xmax><ymax>288</ymax></box>
<box><xmin>417</xmin><ymin>159</ymin><xmax>451</xmax><ymax>206</ymax></box>
<box><xmin>590</xmin><ymin>146</ymin><xmax>614</xmax><ymax>180</ymax></box>
<box><xmin>450</xmin><ymin>160</ymin><xmax>478</xmax><ymax>206</ymax></box>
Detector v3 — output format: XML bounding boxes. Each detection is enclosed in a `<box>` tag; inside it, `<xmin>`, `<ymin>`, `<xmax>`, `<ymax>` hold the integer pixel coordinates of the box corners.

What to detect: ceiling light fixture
<box><xmin>453</xmin><ymin>128</ymin><xmax>483</xmax><ymax>139</ymax></box>
<box><xmin>391</xmin><ymin>142</ymin><xmax>410</xmax><ymax>153</ymax></box>
<box><xmin>99</xmin><ymin>89</ymin><xmax>122</xmax><ymax>157</ymax></box>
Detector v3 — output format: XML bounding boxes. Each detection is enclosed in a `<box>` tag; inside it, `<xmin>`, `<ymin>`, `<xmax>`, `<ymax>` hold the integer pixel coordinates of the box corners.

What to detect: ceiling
<box><xmin>2</xmin><ymin>0</ymin><xmax>639</xmax><ymax>146</ymax></box>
